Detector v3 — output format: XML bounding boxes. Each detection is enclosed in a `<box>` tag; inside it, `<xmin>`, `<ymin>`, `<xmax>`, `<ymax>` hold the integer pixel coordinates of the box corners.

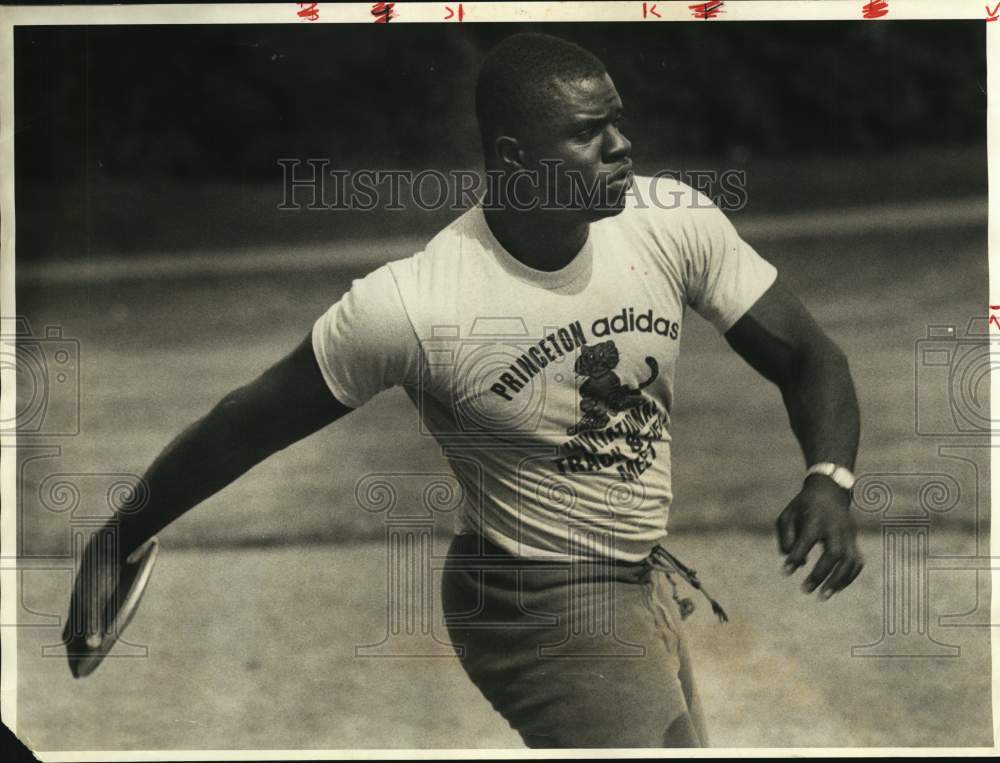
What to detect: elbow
<box><xmin>801</xmin><ymin>332</ymin><xmax>850</xmax><ymax>370</ymax></box>
<box><xmin>782</xmin><ymin>336</ymin><xmax>852</xmax><ymax>391</ymax></box>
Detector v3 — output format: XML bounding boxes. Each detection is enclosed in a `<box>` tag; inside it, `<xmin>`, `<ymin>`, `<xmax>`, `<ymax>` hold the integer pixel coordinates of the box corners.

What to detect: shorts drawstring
<box><xmin>646</xmin><ymin>544</ymin><xmax>729</xmax><ymax>624</ymax></box>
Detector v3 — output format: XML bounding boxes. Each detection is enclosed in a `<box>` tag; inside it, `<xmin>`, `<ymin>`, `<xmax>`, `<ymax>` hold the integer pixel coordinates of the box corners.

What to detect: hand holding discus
<box><xmin>63</xmin><ymin>525</ymin><xmax>159</xmax><ymax>679</ymax></box>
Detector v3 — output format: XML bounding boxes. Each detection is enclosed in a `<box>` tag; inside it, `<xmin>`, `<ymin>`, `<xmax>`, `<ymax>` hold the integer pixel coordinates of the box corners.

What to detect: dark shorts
<box><xmin>441</xmin><ymin>533</ymin><xmax>707</xmax><ymax>748</ymax></box>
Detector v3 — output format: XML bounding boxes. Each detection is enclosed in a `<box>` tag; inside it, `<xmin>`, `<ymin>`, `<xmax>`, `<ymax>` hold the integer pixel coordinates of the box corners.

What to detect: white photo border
<box><xmin>0</xmin><ymin>2</ymin><xmax>995</xmax><ymax>759</ymax></box>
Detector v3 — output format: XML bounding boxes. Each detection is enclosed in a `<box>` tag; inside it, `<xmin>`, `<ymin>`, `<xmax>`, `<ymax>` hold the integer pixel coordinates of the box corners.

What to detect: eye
<box><xmin>576</xmin><ymin>125</ymin><xmax>600</xmax><ymax>140</ymax></box>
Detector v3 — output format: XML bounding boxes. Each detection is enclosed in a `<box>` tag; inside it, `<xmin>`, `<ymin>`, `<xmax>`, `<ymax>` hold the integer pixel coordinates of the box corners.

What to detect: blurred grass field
<box><xmin>11</xmin><ymin>158</ymin><xmax>993</xmax><ymax>749</ymax></box>
<box><xmin>15</xmin><ymin>222</ymin><xmax>990</xmax><ymax>553</ymax></box>
<box><xmin>15</xmin><ymin>532</ymin><xmax>993</xmax><ymax>750</ymax></box>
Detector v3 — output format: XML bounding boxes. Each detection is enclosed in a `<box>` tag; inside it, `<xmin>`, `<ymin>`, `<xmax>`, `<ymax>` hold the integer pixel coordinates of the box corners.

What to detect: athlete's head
<box><xmin>476</xmin><ymin>33</ymin><xmax>633</xmax><ymax>220</ymax></box>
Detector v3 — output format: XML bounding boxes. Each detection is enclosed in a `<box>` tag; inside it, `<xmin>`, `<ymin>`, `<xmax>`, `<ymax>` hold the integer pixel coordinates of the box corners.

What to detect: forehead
<box><xmin>543</xmin><ymin>73</ymin><xmax>622</xmax><ymax>118</ymax></box>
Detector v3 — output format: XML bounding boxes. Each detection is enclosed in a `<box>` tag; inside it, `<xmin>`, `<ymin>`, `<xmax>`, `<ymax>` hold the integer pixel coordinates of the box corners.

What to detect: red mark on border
<box><xmin>987</xmin><ymin>3</ymin><xmax>1000</xmax><ymax>21</ymax></box>
<box><xmin>371</xmin><ymin>1</ymin><xmax>396</xmax><ymax>23</ymax></box>
<box><xmin>444</xmin><ymin>3</ymin><xmax>464</xmax><ymax>21</ymax></box>
<box><xmin>689</xmin><ymin>1</ymin><xmax>724</xmax><ymax>19</ymax></box>
<box><xmin>862</xmin><ymin>0</ymin><xmax>889</xmax><ymax>18</ymax></box>
<box><xmin>642</xmin><ymin>2</ymin><xmax>661</xmax><ymax>18</ymax></box>
<box><xmin>296</xmin><ymin>2</ymin><xmax>319</xmax><ymax>21</ymax></box>
<box><xmin>990</xmin><ymin>306</ymin><xmax>1000</xmax><ymax>331</ymax></box>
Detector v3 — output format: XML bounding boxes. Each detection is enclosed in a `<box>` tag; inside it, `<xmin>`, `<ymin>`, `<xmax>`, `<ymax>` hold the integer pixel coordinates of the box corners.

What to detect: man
<box><xmin>66</xmin><ymin>33</ymin><xmax>862</xmax><ymax>748</ymax></box>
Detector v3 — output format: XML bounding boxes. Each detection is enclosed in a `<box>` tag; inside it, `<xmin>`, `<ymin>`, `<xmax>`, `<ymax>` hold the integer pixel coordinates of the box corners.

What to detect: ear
<box><xmin>494</xmin><ymin>135</ymin><xmax>526</xmax><ymax>171</ymax></box>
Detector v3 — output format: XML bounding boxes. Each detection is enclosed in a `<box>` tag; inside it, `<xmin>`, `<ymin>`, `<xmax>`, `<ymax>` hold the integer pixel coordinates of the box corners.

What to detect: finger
<box><xmin>820</xmin><ymin>555</ymin><xmax>865</xmax><ymax>599</ymax></box>
<box><xmin>101</xmin><ymin>547</ymin><xmax>124</xmax><ymax>637</ymax></box>
<box><xmin>776</xmin><ymin>506</ymin><xmax>797</xmax><ymax>556</ymax></box>
<box><xmin>84</xmin><ymin>543</ymin><xmax>105</xmax><ymax>644</ymax></box>
<box><xmin>803</xmin><ymin>544</ymin><xmax>843</xmax><ymax>593</ymax></box>
<box><xmin>100</xmin><ymin>582</ymin><xmax>122</xmax><ymax>645</ymax></box>
<box><xmin>840</xmin><ymin>558</ymin><xmax>865</xmax><ymax>591</ymax></box>
<box><xmin>85</xmin><ymin>574</ymin><xmax>106</xmax><ymax>647</ymax></box>
<box><xmin>784</xmin><ymin>522</ymin><xmax>820</xmax><ymax>574</ymax></box>
<box><xmin>85</xmin><ymin>535</ymin><xmax>118</xmax><ymax>644</ymax></box>
<box><xmin>817</xmin><ymin>553</ymin><xmax>854</xmax><ymax>598</ymax></box>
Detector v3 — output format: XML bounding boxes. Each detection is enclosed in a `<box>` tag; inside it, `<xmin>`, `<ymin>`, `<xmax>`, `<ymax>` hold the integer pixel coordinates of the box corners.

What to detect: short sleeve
<box><xmin>311</xmin><ymin>264</ymin><xmax>421</xmax><ymax>409</ymax></box>
<box><xmin>681</xmin><ymin>190</ymin><xmax>778</xmax><ymax>334</ymax></box>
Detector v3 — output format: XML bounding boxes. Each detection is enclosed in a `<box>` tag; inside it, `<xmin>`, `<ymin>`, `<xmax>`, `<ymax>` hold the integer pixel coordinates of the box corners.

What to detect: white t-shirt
<box><xmin>312</xmin><ymin>176</ymin><xmax>777</xmax><ymax>562</ymax></box>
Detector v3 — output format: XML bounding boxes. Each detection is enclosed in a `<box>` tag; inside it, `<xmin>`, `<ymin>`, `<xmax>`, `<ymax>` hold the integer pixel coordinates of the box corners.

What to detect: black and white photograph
<box><xmin>0</xmin><ymin>1</ymin><xmax>995</xmax><ymax>756</ymax></box>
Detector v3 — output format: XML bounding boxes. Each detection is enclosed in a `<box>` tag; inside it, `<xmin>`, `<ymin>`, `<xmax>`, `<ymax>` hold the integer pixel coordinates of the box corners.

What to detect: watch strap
<box><xmin>806</xmin><ymin>462</ymin><xmax>857</xmax><ymax>491</ymax></box>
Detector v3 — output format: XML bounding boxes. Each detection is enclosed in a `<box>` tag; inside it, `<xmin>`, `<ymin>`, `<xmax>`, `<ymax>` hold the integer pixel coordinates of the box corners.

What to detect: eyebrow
<box><xmin>568</xmin><ymin>106</ymin><xmax>624</xmax><ymax>129</ymax></box>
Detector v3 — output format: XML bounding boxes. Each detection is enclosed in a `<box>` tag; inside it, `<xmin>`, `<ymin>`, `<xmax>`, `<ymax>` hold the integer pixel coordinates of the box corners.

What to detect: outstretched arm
<box><xmin>117</xmin><ymin>332</ymin><xmax>351</xmax><ymax>556</ymax></box>
<box><xmin>724</xmin><ymin>277</ymin><xmax>863</xmax><ymax>599</ymax></box>
<box><xmin>67</xmin><ymin>264</ymin><xmax>414</xmax><ymax>671</ymax></box>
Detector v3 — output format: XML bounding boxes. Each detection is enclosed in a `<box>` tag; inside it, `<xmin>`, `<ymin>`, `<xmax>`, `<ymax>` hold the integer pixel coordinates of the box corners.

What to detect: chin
<box><xmin>585</xmin><ymin>195</ymin><xmax>628</xmax><ymax>221</ymax></box>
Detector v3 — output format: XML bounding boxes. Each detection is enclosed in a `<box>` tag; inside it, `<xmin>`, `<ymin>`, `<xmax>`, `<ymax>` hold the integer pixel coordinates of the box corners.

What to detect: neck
<box><xmin>482</xmin><ymin>205</ymin><xmax>590</xmax><ymax>273</ymax></box>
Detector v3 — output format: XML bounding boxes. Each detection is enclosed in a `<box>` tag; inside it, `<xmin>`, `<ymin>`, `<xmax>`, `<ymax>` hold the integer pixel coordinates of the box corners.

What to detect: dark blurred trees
<box><xmin>12</xmin><ymin>22</ymin><xmax>986</xmax><ymax>260</ymax></box>
<box><xmin>16</xmin><ymin>21</ymin><xmax>986</xmax><ymax>182</ymax></box>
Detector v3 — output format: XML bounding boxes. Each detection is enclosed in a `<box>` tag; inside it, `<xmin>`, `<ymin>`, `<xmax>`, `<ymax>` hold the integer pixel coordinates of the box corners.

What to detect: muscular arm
<box><xmin>724</xmin><ymin>277</ymin><xmax>859</xmax><ymax>470</ymax></box>
<box><xmin>724</xmin><ymin>276</ymin><xmax>863</xmax><ymax>597</ymax></box>
<box><xmin>117</xmin><ymin>333</ymin><xmax>352</xmax><ymax>556</ymax></box>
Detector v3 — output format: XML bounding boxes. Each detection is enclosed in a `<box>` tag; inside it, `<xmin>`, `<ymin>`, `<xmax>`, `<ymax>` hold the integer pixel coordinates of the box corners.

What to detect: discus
<box><xmin>65</xmin><ymin>537</ymin><xmax>159</xmax><ymax>678</ymax></box>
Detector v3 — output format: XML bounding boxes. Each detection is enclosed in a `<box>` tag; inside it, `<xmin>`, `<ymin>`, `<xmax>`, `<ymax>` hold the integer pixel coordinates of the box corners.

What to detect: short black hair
<box><xmin>475</xmin><ymin>33</ymin><xmax>607</xmax><ymax>155</ymax></box>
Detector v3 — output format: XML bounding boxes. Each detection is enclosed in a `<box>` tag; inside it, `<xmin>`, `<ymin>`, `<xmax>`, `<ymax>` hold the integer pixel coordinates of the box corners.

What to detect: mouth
<box><xmin>607</xmin><ymin>163</ymin><xmax>634</xmax><ymax>185</ymax></box>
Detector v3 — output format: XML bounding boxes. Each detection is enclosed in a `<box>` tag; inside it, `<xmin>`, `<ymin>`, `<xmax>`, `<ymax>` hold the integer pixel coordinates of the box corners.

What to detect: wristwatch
<box><xmin>806</xmin><ymin>462</ymin><xmax>857</xmax><ymax>491</ymax></box>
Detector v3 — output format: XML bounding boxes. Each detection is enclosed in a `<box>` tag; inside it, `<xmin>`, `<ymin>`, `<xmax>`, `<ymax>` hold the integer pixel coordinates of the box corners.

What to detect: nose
<box><xmin>604</xmin><ymin>124</ymin><xmax>631</xmax><ymax>162</ymax></box>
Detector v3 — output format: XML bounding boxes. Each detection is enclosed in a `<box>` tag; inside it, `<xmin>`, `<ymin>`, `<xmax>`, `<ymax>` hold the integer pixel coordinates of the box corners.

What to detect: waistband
<box><xmin>447</xmin><ymin>532</ymin><xmax>728</xmax><ymax>622</ymax></box>
<box><xmin>448</xmin><ymin>531</ymin><xmax>651</xmax><ymax>567</ymax></box>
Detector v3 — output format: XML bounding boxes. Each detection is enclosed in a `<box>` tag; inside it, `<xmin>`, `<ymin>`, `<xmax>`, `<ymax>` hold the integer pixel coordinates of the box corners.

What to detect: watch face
<box><xmin>831</xmin><ymin>467</ymin><xmax>856</xmax><ymax>490</ymax></box>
